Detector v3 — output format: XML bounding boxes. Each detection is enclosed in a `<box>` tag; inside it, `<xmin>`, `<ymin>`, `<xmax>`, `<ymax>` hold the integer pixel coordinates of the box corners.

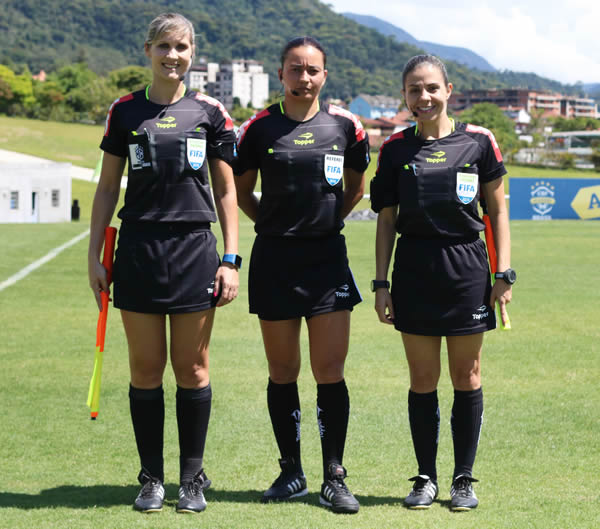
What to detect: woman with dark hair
<box><xmin>88</xmin><ymin>12</ymin><xmax>240</xmax><ymax>514</ymax></box>
<box><xmin>371</xmin><ymin>54</ymin><xmax>514</xmax><ymax>511</ymax></box>
<box><xmin>235</xmin><ymin>36</ymin><xmax>369</xmax><ymax>514</ymax></box>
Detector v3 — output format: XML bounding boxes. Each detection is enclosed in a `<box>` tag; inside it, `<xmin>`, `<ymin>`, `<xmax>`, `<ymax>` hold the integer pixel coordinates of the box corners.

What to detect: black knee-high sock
<box><xmin>129</xmin><ymin>384</ymin><xmax>164</xmax><ymax>482</ymax></box>
<box><xmin>316</xmin><ymin>379</ymin><xmax>349</xmax><ymax>480</ymax></box>
<box><xmin>451</xmin><ymin>387</ymin><xmax>484</xmax><ymax>479</ymax></box>
<box><xmin>267</xmin><ymin>379</ymin><xmax>302</xmax><ymax>469</ymax></box>
<box><xmin>408</xmin><ymin>390</ymin><xmax>440</xmax><ymax>481</ymax></box>
<box><xmin>177</xmin><ymin>384</ymin><xmax>212</xmax><ymax>484</ymax></box>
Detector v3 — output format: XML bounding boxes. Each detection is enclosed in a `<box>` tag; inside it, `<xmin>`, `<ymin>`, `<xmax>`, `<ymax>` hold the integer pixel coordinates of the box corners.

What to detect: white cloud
<box><xmin>325</xmin><ymin>0</ymin><xmax>600</xmax><ymax>84</ymax></box>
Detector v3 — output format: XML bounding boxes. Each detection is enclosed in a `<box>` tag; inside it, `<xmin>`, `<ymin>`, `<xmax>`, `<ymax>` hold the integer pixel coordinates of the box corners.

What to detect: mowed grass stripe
<box><xmin>0</xmin><ymin>229</ymin><xmax>89</xmax><ymax>292</ymax></box>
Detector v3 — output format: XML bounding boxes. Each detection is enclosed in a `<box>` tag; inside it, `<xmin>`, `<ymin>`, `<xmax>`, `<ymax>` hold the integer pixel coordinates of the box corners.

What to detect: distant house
<box><xmin>0</xmin><ymin>163</ymin><xmax>71</xmax><ymax>223</ymax></box>
<box><xmin>32</xmin><ymin>70</ymin><xmax>47</xmax><ymax>82</ymax></box>
<box><xmin>362</xmin><ymin>110</ymin><xmax>414</xmax><ymax>150</ymax></box>
<box><xmin>349</xmin><ymin>94</ymin><xmax>403</xmax><ymax>119</ymax></box>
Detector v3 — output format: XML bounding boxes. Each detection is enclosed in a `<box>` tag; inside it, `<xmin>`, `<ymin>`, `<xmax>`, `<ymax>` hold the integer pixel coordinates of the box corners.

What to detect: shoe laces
<box><xmin>329</xmin><ymin>466</ymin><xmax>351</xmax><ymax>495</ymax></box>
<box><xmin>453</xmin><ymin>476</ymin><xmax>474</xmax><ymax>497</ymax></box>
<box><xmin>411</xmin><ymin>478</ymin><xmax>429</xmax><ymax>495</ymax></box>
<box><xmin>139</xmin><ymin>478</ymin><xmax>162</xmax><ymax>498</ymax></box>
<box><xmin>183</xmin><ymin>472</ymin><xmax>206</xmax><ymax>497</ymax></box>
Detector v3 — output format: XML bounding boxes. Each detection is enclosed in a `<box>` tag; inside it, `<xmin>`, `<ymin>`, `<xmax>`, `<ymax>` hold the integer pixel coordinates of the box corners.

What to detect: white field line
<box><xmin>0</xmin><ymin>229</ymin><xmax>90</xmax><ymax>292</ymax></box>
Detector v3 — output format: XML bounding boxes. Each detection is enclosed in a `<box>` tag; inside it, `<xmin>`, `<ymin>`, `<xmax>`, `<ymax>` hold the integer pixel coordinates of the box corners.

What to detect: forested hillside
<box><xmin>1</xmin><ymin>0</ymin><xmax>583</xmax><ymax>99</ymax></box>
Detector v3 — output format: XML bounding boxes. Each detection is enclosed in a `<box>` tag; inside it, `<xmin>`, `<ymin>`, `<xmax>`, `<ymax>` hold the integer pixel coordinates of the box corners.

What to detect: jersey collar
<box><xmin>279</xmin><ymin>99</ymin><xmax>320</xmax><ymax>117</ymax></box>
<box><xmin>414</xmin><ymin>117</ymin><xmax>455</xmax><ymax>138</ymax></box>
<box><xmin>145</xmin><ymin>84</ymin><xmax>187</xmax><ymax>102</ymax></box>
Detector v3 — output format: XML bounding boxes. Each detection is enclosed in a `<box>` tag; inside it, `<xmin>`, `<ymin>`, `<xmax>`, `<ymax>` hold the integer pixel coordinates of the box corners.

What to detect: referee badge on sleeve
<box><xmin>456</xmin><ymin>172</ymin><xmax>478</xmax><ymax>204</ymax></box>
<box><xmin>187</xmin><ymin>138</ymin><xmax>207</xmax><ymax>170</ymax></box>
<box><xmin>324</xmin><ymin>154</ymin><xmax>344</xmax><ymax>186</ymax></box>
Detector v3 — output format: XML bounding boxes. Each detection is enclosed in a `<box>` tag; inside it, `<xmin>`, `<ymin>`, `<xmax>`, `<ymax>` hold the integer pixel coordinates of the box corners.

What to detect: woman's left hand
<box><xmin>214</xmin><ymin>263</ymin><xmax>239</xmax><ymax>307</ymax></box>
<box><xmin>490</xmin><ymin>281</ymin><xmax>512</xmax><ymax>327</ymax></box>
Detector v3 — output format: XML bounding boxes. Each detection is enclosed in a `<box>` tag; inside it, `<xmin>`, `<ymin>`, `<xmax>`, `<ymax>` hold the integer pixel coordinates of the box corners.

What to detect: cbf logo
<box><xmin>530</xmin><ymin>181</ymin><xmax>556</xmax><ymax>218</ymax></box>
<box><xmin>128</xmin><ymin>143</ymin><xmax>149</xmax><ymax>170</ymax></box>
<box><xmin>456</xmin><ymin>172</ymin><xmax>478</xmax><ymax>204</ymax></box>
<box><xmin>324</xmin><ymin>154</ymin><xmax>344</xmax><ymax>186</ymax></box>
<box><xmin>187</xmin><ymin>138</ymin><xmax>206</xmax><ymax>170</ymax></box>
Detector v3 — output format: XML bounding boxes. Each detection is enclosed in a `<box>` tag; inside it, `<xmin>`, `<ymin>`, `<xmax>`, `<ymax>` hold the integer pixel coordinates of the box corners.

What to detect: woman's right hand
<box><xmin>374</xmin><ymin>288</ymin><xmax>395</xmax><ymax>324</ymax></box>
<box><xmin>88</xmin><ymin>258</ymin><xmax>109</xmax><ymax>311</ymax></box>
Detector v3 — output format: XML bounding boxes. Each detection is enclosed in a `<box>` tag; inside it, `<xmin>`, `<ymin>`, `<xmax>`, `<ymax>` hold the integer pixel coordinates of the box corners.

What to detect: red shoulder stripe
<box><xmin>466</xmin><ymin>123</ymin><xmax>503</xmax><ymax>163</ymax></box>
<box><xmin>376</xmin><ymin>131</ymin><xmax>405</xmax><ymax>171</ymax></box>
<box><xmin>194</xmin><ymin>93</ymin><xmax>234</xmax><ymax>130</ymax></box>
<box><xmin>327</xmin><ymin>105</ymin><xmax>366</xmax><ymax>142</ymax></box>
<box><xmin>103</xmin><ymin>93</ymin><xmax>134</xmax><ymax>137</ymax></box>
<box><xmin>236</xmin><ymin>108</ymin><xmax>271</xmax><ymax>147</ymax></box>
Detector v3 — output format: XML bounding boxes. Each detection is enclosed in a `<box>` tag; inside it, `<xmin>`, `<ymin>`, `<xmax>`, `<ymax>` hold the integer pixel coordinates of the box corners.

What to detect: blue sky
<box><xmin>326</xmin><ymin>0</ymin><xmax>600</xmax><ymax>85</ymax></box>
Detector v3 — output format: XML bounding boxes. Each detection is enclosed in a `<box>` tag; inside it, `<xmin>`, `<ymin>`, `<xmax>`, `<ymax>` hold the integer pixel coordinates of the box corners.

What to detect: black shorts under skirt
<box><xmin>391</xmin><ymin>236</ymin><xmax>496</xmax><ymax>336</ymax></box>
<box><xmin>113</xmin><ymin>222</ymin><xmax>219</xmax><ymax>314</ymax></box>
<box><xmin>248</xmin><ymin>234</ymin><xmax>362</xmax><ymax>320</ymax></box>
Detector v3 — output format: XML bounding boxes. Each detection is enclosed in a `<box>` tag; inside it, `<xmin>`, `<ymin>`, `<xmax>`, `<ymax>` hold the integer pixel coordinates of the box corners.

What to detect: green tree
<box><xmin>108</xmin><ymin>66</ymin><xmax>152</xmax><ymax>92</ymax></box>
<box><xmin>30</xmin><ymin>80</ymin><xmax>65</xmax><ymax>120</ymax></box>
<box><xmin>459</xmin><ymin>102</ymin><xmax>520</xmax><ymax>159</ymax></box>
<box><xmin>0</xmin><ymin>64</ymin><xmax>35</xmax><ymax>114</ymax></box>
<box><xmin>49</xmin><ymin>63</ymin><xmax>97</xmax><ymax>94</ymax></box>
<box><xmin>68</xmin><ymin>77</ymin><xmax>120</xmax><ymax>123</ymax></box>
<box><xmin>230</xmin><ymin>105</ymin><xmax>255</xmax><ymax>123</ymax></box>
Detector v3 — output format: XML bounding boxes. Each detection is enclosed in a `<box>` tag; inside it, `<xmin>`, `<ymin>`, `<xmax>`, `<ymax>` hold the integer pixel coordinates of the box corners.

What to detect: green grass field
<box><xmin>1</xmin><ymin>118</ymin><xmax>599</xmax><ymax>528</ymax></box>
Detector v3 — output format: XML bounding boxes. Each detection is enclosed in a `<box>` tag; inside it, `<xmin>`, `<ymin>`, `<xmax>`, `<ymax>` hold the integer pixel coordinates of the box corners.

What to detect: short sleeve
<box><xmin>344</xmin><ymin>132</ymin><xmax>370</xmax><ymax>173</ymax></box>
<box><xmin>465</xmin><ymin>124</ymin><xmax>507</xmax><ymax>183</ymax></box>
<box><xmin>100</xmin><ymin>98</ymin><xmax>128</xmax><ymax>158</ymax></box>
<box><xmin>206</xmin><ymin>102</ymin><xmax>236</xmax><ymax>165</ymax></box>
<box><xmin>370</xmin><ymin>141</ymin><xmax>399</xmax><ymax>213</ymax></box>
<box><xmin>234</xmin><ymin>115</ymin><xmax>261</xmax><ymax>176</ymax></box>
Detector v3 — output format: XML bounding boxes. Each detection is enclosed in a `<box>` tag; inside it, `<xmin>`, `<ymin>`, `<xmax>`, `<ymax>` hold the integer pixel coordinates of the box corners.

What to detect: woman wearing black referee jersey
<box><xmin>371</xmin><ymin>55</ymin><xmax>513</xmax><ymax>511</ymax></box>
<box><xmin>87</xmin><ymin>13</ymin><xmax>239</xmax><ymax>514</ymax></box>
<box><xmin>235</xmin><ymin>37</ymin><xmax>369</xmax><ymax>514</ymax></box>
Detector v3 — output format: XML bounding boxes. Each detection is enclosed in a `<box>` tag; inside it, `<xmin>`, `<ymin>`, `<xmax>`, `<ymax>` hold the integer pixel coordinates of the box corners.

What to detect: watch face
<box><xmin>497</xmin><ymin>269</ymin><xmax>516</xmax><ymax>284</ymax></box>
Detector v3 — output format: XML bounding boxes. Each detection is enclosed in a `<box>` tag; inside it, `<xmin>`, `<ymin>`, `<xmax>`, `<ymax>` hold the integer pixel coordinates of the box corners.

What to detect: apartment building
<box><xmin>186</xmin><ymin>59</ymin><xmax>269</xmax><ymax>110</ymax></box>
<box><xmin>449</xmin><ymin>89</ymin><xmax>599</xmax><ymax>119</ymax></box>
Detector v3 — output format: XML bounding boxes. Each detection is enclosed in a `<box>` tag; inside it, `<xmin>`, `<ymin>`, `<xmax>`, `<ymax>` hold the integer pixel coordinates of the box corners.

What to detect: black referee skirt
<box><xmin>113</xmin><ymin>222</ymin><xmax>219</xmax><ymax>314</ymax></box>
<box><xmin>248</xmin><ymin>234</ymin><xmax>362</xmax><ymax>321</ymax></box>
<box><xmin>391</xmin><ymin>236</ymin><xmax>496</xmax><ymax>336</ymax></box>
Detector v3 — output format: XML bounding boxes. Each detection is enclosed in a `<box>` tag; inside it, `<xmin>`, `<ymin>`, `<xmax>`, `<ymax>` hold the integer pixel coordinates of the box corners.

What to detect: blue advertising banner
<box><xmin>510</xmin><ymin>178</ymin><xmax>600</xmax><ymax>220</ymax></box>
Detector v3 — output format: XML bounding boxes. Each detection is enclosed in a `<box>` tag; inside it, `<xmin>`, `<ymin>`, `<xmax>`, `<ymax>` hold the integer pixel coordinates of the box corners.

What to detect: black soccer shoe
<box><xmin>404</xmin><ymin>474</ymin><xmax>439</xmax><ymax>509</ymax></box>
<box><xmin>319</xmin><ymin>463</ymin><xmax>360</xmax><ymax>514</ymax></box>
<box><xmin>261</xmin><ymin>457</ymin><xmax>308</xmax><ymax>503</ymax></box>
<box><xmin>177</xmin><ymin>470</ymin><xmax>208</xmax><ymax>513</ymax></box>
<box><xmin>450</xmin><ymin>474</ymin><xmax>479</xmax><ymax>511</ymax></box>
<box><xmin>134</xmin><ymin>470</ymin><xmax>165</xmax><ymax>513</ymax></box>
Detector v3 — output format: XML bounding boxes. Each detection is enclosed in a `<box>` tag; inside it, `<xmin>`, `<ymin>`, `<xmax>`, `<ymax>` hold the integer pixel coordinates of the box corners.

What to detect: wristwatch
<box><xmin>222</xmin><ymin>253</ymin><xmax>242</xmax><ymax>269</ymax></box>
<box><xmin>371</xmin><ymin>280</ymin><xmax>390</xmax><ymax>292</ymax></box>
<box><xmin>495</xmin><ymin>268</ymin><xmax>516</xmax><ymax>284</ymax></box>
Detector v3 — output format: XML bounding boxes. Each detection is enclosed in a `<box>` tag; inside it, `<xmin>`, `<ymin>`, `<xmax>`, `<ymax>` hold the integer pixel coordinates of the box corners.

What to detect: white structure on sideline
<box><xmin>0</xmin><ymin>162</ymin><xmax>72</xmax><ymax>223</ymax></box>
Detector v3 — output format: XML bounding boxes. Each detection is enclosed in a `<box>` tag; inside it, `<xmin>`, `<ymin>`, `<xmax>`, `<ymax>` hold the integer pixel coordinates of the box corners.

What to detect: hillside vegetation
<box><xmin>1</xmin><ymin>0</ymin><xmax>584</xmax><ymax>100</ymax></box>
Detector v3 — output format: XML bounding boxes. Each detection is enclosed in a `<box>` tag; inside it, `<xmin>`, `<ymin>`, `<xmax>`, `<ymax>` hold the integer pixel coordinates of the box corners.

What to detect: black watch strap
<box><xmin>371</xmin><ymin>280</ymin><xmax>390</xmax><ymax>292</ymax></box>
<box><xmin>495</xmin><ymin>268</ymin><xmax>516</xmax><ymax>284</ymax></box>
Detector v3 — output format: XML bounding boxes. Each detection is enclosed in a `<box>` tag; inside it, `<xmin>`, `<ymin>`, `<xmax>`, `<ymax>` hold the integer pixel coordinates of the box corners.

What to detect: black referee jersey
<box><xmin>235</xmin><ymin>101</ymin><xmax>370</xmax><ymax>238</ymax></box>
<box><xmin>101</xmin><ymin>87</ymin><xmax>236</xmax><ymax>223</ymax></box>
<box><xmin>371</xmin><ymin>121</ymin><xmax>507</xmax><ymax>238</ymax></box>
